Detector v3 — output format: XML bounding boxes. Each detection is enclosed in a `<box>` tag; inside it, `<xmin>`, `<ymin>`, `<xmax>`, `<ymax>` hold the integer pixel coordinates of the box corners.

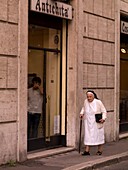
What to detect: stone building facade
<box><xmin>0</xmin><ymin>0</ymin><xmax>128</xmax><ymax>165</ymax></box>
<box><xmin>0</xmin><ymin>0</ymin><xmax>28</xmax><ymax>165</ymax></box>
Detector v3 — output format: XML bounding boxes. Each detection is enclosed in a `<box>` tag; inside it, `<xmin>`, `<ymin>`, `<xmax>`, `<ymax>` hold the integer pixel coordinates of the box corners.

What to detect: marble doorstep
<box><xmin>27</xmin><ymin>147</ymin><xmax>75</xmax><ymax>160</ymax></box>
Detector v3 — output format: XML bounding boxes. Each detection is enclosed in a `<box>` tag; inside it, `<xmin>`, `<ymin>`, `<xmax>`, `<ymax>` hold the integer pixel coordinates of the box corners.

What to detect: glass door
<box><xmin>44</xmin><ymin>50</ymin><xmax>61</xmax><ymax>147</ymax></box>
<box><xmin>27</xmin><ymin>24</ymin><xmax>66</xmax><ymax>151</ymax></box>
<box><xmin>27</xmin><ymin>48</ymin><xmax>64</xmax><ymax>151</ymax></box>
<box><xmin>120</xmin><ymin>30</ymin><xmax>128</xmax><ymax>133</ymax></box>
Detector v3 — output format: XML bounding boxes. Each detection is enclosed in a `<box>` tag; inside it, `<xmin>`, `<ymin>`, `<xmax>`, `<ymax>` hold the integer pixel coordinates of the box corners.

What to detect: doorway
<box><xmin>120</xmin><ymin>17</ymin><xmax>128</xmax><ymax>133</ymax></box>
<box><xmin>27</xmin><ymin>24</ymin><xmax>66</xmax><ymax>151</ymax></box>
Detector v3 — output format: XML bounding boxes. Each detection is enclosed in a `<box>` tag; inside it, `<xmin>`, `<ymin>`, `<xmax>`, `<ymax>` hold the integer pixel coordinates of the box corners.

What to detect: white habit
<box><xmin>80</xmin><ymin>98</ymin><xmax>107</xmax><ymax>146</ymax></box>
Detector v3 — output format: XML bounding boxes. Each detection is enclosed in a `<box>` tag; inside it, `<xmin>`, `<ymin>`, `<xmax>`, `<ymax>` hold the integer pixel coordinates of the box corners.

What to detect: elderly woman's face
<box><xmin>87</xmin><ymin>93</ymin><xmax>94</xmax><ymax>102</ymax></box>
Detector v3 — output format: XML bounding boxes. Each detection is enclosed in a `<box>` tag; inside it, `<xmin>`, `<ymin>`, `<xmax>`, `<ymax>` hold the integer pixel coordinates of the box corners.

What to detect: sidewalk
<box><xmin>1</xmin><ymin>138</ymin><xmax>128</xmax><ymax>170</ymax></box>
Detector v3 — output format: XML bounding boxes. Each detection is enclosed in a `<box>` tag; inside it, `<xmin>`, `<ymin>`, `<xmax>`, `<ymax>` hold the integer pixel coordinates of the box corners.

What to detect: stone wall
<box><xmin>0</xmin><ymin>0</ymin><xmax>28</xmax><ymax>164</ymax></box>
<box><xmin>83</xmin><ymin>0</ymin><xmax>115</xmax><ymax>142</ymax></box>
<box><xmin>67</xmin><ymin>0</ymin><xmax>116</xmax><ymax>147</ymax></box>
<box><xmin>0</xmin><ymin>0</ymin><xmax>18</xmax><ymax>164</ymax></box>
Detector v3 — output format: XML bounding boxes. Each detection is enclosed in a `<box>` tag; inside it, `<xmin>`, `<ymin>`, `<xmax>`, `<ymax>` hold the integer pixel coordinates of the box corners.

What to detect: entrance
<box><xmin>27</xmin><ymin>24</ymin><xmax>66</xmax><ymax>151</ymax></box>
<box><xmin>120</xmin><ymin>15</ymin><xmax>128</xmax><ymax>133</ymax></box>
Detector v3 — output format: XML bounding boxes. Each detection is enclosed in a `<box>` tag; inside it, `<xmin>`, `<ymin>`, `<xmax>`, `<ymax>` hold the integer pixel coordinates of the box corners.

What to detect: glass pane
<box><xmin>28</xmin><ymin>24</ymin><xmax>62</xmax><ymax>144</ymax></box>
<box><xmin>28</xmin><ymin>49</ymin><xmax>44</xmax><ymax>139</ymax></box>
<box><xmin>45</xmin><ymin>52</ymin><xmax>61</xmax><ymax>140</ymax></box>
<box><xmin>120</xmin><ymin>59</ymin><xmax>128</xmax><ymax>123</ymax></box>
<box><xmin>29</xmin><ymin>25</ymin><xmax>61</xmax><ymax>50</ymax></box>
<box><xmin>120</xmin><ymin>32</ymin><xmax>128</xmax><ymax>132</ymax></box>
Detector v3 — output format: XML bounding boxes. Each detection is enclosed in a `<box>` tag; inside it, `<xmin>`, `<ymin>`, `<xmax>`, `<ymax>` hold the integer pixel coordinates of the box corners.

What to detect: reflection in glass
<box><xmin>28</xmin><ymin>50</ymin><xmax>44</xmax><ymax>139</ymax></box>
<box><xmin>29</xmin><ymin>25</ymin><xmax>61</xmax><ymax>50</ymax></box>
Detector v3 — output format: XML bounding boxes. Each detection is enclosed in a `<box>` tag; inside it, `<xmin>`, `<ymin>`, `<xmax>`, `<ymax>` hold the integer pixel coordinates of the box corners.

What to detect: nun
<box><xmin>80</xmin><ymin>90</ymin><xmax>107</xmax><ymax>155</ymax></box>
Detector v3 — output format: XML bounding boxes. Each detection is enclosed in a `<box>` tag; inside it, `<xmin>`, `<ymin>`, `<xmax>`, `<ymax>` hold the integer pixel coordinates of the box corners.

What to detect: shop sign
<box><xmin>31</xmin><ymin>0</ymin><xmax>72</xmax><ymax>20</ymax></box>
<box><xmin>121</xmin><ymin>21</ymin><xmax>128</xmax><ymax>34</ymax></box>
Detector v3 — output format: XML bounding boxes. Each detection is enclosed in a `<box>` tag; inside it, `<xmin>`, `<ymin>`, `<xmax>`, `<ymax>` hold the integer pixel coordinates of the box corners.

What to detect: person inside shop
<box><xmin>79</xmin><ymin>90</ymin><xmax>107</xmax><ymax>155</ymax></box>
<box><xmin>28</xmin><ymin>76</ymin><xmax>43</xmax><ymax>139</ymax></box>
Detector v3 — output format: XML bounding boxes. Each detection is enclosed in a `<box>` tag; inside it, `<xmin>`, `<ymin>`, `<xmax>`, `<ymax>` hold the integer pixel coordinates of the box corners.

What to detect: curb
<box><xmin>63</xmin><ymin>151</ymin><xmax>128</xmax><ymax>170</ymax></box>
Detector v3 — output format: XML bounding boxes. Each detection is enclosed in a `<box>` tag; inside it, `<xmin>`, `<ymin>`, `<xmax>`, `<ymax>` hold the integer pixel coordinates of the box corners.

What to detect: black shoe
<box><xmin>96</xmin><ymin>151</ymin><xmax>102</xmax><ymax>155</ymax></box>
<box><xmin>81</xmin><ymin>151</ymin><xmax>90</xmax><ymax>156</ymax></box>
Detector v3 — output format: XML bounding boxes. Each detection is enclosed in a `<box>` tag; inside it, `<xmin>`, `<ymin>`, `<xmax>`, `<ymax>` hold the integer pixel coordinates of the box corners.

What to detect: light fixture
<box><xmin>121</xmin><ymin>48</ymin><xmax>127</xmax><ymax>53</ymax></box>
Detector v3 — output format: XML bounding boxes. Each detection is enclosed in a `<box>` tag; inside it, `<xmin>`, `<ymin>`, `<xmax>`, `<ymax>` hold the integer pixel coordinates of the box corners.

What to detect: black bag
<box><xmin>95</xmin><ymin>113</ymin><xmax>102</xmax><ymax>123</ymax></box>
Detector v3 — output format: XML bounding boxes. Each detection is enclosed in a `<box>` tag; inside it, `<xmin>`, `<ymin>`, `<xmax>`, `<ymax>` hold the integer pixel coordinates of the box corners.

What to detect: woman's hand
<box><xmin>38</xmin><ymin>85</ymin><xmax>43</xmax><ymax>95</ymax></box>
<box><xmin>80</xmin><ymin>114</ymin><xmax>84</xmax><ymax>119</ymax></box>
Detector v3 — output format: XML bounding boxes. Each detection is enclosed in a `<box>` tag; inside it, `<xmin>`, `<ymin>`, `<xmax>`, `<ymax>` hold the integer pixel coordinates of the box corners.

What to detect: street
<box><xmin>1</xmin><ymin>139</ymin><xmax>128</xmax><ymax>170</ymax></box>
<box><xmin>95</xmin><ymin>160</ymin><xmax>128</xmax><ymax>170</ymax></box>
